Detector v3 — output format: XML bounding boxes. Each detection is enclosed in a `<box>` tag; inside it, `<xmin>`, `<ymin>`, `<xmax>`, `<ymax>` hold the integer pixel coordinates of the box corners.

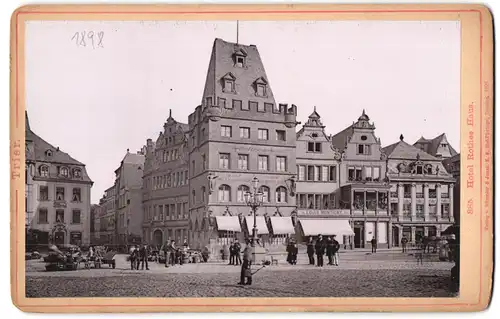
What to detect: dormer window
<box><xmin>233</xmin><ymin>48</ymin><xmax>247</xmax><ymax>68</ymax></box>
<box><xmin>222</xmin><ymin>73</ymin><xmax>236</xmax><ymax>93</ymax></box>
<box><xmin>254</xmin><ymin>77</ymin><xmax>268</xmax><ymax>97</ymax></box>
<box><xmin>39</xmin><ymin>165</ymin><xmax>49</xmax><ymax>177</ymax></box>
<box><xmin>73</xmin><ymin>168</ymin><xmax>82</xmax><ymax>178</ymax></box>
<box><xmin>416</xmin><ymin>165</ymin><xmax>423</xmax><ymax>174</ymax></box>
<box><xmin>45</xmin><ymin>149</ymin><xmax>53</xmax><ymax>157</ymax></box>
<box><xmin>60</xmin><ymin>166</ymin><xmax>69</xmax><ymax>177</ymax></box>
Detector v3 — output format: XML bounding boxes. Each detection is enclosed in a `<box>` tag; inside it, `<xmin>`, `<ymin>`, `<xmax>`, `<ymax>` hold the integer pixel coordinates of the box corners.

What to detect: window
<box><xmin>235</xmin><ymin>55</ymin><xmax>245</xmax><ymax>67</ymax></box>
<box><xmin>202</xmin><ymin>154</ymin><xmax>206</xmax><ymax>170</ymax></box>
<box><xmin>185</xmin><ymin>170</ymin><xmax>188</xmax><ymax>185</ymax></box>
<box><xmin>298</xmin><ymin>165</ymin><xmax>305</xmax><ymax>181</ymax></box>
<box><xmin>365</xmin><ymin>167</ymin><xmax>373</xmax><ymax>181</ymax></box>
<box><xmin>307</xmin><ymin>142</ymin><xmax>321</xmax><ymax>153</ymax></box>
<box><xmin>224</xmin><ymin>80</ymin><xmax>234</xmax><ymax>93</ymax></box>
<box><xmin>60</xmin><ymin>167</ymin><xmax>69</xmax><ymax>177</ymax></box>
<box><xmin>73</xmin><ymin>168</ymin><xmax>82</xmax><ymax>178</ymax></box>
<box><xmin>220</xmin><ymin>125</ymin><xmax>232</xmax><ymax>137</ymax></box>
<box><xmin>56</xmin><ymin>187</ymin><xmax>65</xmax><ymax>201</ymax></box>
<box><xmin>276</xmin><ymin>187</ymin><xmax>287</xmax><ymax>203</ymax></box>
<box><xmin>307</xmin><ymin>166</ymin><xmax>314</xmax><ymax>181</ymax></box>
<box><xmin>322</xmin><ymin>167</ymin><xmax>328</xmax><ymax>182</ymax></box>
<box><xmin>258</xmin><ymin>129</ymin><xmax>268</xmax><ymax>140</ymax></box>
<box><xmin>373</xmin><ymin>167</ymin><xmax>380</xmax><ymax>181</ymax></box>
<box><xmin>180</xmin><ymin>171</ymin><xmax>184</xmax><ymax>185</ymax></box>
<box><xmin>257</xmin><ymin>84</ymin><xmax>266</xmax><ymax>96</ymax></box>
<box><xmin>72</xmin><ymin>209</ymin><xmax>81</xmax><ymax>224</ymax></box>
<box><xmin>206</xmin><ymin>97</ymin><xmax>213</xmax><ymax>107</ymax></box>
<box><xmin>165</xmin><ymin>205</ymin><xmax>170</xmax><ymax>218</ymax></box>
<box><xmin>56</xmin><ymin>210</ymin><xmax>65</xmax><ymax>223</ymax></box>
<box><xmin>218</xmin><ymin>185</ymin><xmax>231</xmax><ymax>202</ymax></box>
<box><xmin>314</xmin><ymin>166</ymin><xmax>320</xmax><ymax>181</ymax></box>
<box><xmin>72</xmin><ymin>188</ymin><xmax>81</xmax><ymax>202</ymax></box>
<box><xmin>39</xmin><ymin>165</ymin><xmax>49</xmax><ymax>177</ymax></box>
<box><xmin>329</xmin><ymin>166</ymin><xmax>337</xmax><ymax>181</ymax></box>
<box><xmin>219</xmin><ymin>153</ymin><xmax>230</xmax><ymax>169</ymax></box>
<box><xmin>416</xmin><ymin>205</ymin><xmax>424</xmax><ymax>217</ymax></box>
<box><xmin>232</xmin><ymin>99</ymin><xmax>242</xmax><ymax>109</ymax></box>
<box><xmin>240</xmin><ymin>127</ymin><xmax>250</xmax><ymax>139</ymax></box>
<box><xmin>192</xmin><ymin>190</ymin><xmax>196</xmax><ymax>205</ymax></box>
<box><xmin>276</xmin><ymin>130</ymin><xmax>286</xmax><ymax>141</ymax></box>
<box><xmin>238</xmin><ymin>154</ymin><xmax>249</xmax><ymax>170</ymax></box>
<box><xmin>202</xmin><ymin>187</ymin><xmax>206</xmax><ymax>202</ymax></box>
<box><xmin>39</xmin><ymin>186</ymin><xmax>49</xmax><ymax>201</ymax></box>
<box><xmin>237</xmin><ymin>185</ymin><xmax>250</xmax><ymax>202</ymax></box>
<box><xmin>38</xmin><ymin>208</ymin><xmax>48</xmax><ymax>224</ymax></box>
<box><xmin>357</xmin><ymin>144</ymin><xmax>371</xmax><ymax>155</ymax></box>
<box><xmin>201</xmin><ymin>128</ymin><xmax>206</xmax><ymax>140</ymax></box>
<box><xmin>258</xmin><ymin>155</ymin><xmax>268</xmax><ymax>170</ymax></box>
<box><xmin>361</xmin><ymin>135</ymin><xmax>368</xmax><ymax>141</ymax></box>
<box><xmin>218</xmin><ymin>97</ymin><xmax>226</xmax><ymax>108</ymax></box>
<box><xmin>416</xmin><ymin>165</ymin><xmax>423</xmax><ymax>174</ymax></box>
<box><xmin>259</xmin><ymin>186</ymin><xmax>270</xmax><ymax>202</ymax></box>
<box><xmin>426</xmin><ymin>166</ymin><xmax>433</xmax><ymax>174</ymax></box>
<box><xmin>264</xmin><ymin>103</ymin><xmax>273</xmax><ymax>112</ymax></box>
<box><xmin>276</xmin><ymin>156</ymin><xmax>286</xmax><ymax>172</ymax></box>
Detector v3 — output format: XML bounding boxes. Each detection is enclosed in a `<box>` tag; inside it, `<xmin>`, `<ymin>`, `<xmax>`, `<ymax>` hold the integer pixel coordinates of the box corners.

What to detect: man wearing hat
<box><xmin>315</xmin><ymin>234</ymin><xmax>325</xmax><ymax>267</ymax></box>
<box><xmin>238</xmin><ymin>239</ymin><xmax>253</xmax><ymax>285</ymax></box>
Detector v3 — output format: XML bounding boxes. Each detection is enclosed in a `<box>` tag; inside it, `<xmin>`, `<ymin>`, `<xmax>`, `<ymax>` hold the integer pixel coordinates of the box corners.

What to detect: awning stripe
<box><xmin>299</xmin><ymin>219</ymin><xmax>354</xmax><ymax>236</ymax></box>
<box><xmin>269</xmin><ymin>217</ymin><xmax>295</xmax><ymax>235</ymax></box>
<box><xmin>244</xmin><ymin>216</ymin><xmax>269</xmax><ymax>235</ymax></box>
<box><xmin>215</xmin><ymin>216</ymin><xmax>241</xmax><ymax>232</ymax></box>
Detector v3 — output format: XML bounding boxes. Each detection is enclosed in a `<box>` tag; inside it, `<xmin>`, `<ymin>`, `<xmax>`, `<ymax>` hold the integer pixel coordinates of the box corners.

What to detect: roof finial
<box><xmin>169</xmin><ymin>109</ymin><xmax>172</xmax><ymax>118</ymax></box>
<box><xmin>127</xmin><ymin>148</ymin><xmax>130</xmax><ymax>153</ymax></box>
<box><xmin>314</xmin><ymin>106</ymin><xmax>316</xmax><ymax>112</ymax></box>
<box><xmin>400</xmin><ymin>134</ymin><xmax>404</xmax><ymax>141</ymax></box>
<box><xmin>362</xmin><ymin>109</ymin><xmax>366</xmax><ymax>116</ymax></box>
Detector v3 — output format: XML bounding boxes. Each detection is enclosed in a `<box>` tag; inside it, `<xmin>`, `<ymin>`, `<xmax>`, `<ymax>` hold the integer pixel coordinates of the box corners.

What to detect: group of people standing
<box><xmin>228</xmin><ymin>240</ymin><xmax>242</xmax><ymax>266</ymax></box>
<box><xmin>129</xmin><ymin>244</ymin><xmax>151</xmax><ymax>270</ymax></box>
<box><xmin>307</xmin><ymin>234</ymin><xmax>341</xmax><ymax>267</ymax></box>
<box><xmin>163</xmin><ymin>239</ymin><xmax>189</xmax><ymax>268</ymax></box>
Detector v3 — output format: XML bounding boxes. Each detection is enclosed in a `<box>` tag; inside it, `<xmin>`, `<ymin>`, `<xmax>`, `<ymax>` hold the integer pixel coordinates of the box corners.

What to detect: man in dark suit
<box><xmin>326</xmin><ymin>237</ymin><xmax>334</xmax><ymax>265</ymax></box>
<box><xmin>238</xmin><ymin>240</ymin><xmax>253</xmax><ymax>285</ymax></box>
<box><xmin>139</xmin><ymin>244</ymin><xmax>149</xmax><ymax>270</ymax></box>
<box><xmin>233</xmin><ymin>240</ymin><xmax>242</xmax><ymax>266</ymax></box>
<box><xmin>315</xmin><ymin>235</ymin><xmax>325</xmax><ymax>267</ymax></box>
<box><xmin>332</xmin><ymin>235</ymin><xmax>340</xmax><ymax>266</ymax></box>
<box><xmin>306</xmin><ymin>237</ymin><xmax>315</xmax><ymax>265</ymax></box>
<box><xmin>371</xmin><ymin>237</ymin><xmax>378</xmax><ymax>253</ymax></box>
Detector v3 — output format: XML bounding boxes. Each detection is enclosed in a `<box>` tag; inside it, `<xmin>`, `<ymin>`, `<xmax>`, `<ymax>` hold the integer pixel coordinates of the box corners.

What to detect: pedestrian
<box><xmin>228</xmin><ymin>242</ymin><xmax>235</xmax><ymax>265</ymax></box>
<box><xmin>315</xmin><ymin>234</ymin><xmax>325</xmax><ymax>267</ymax></box>
<box><xmin>129</xmin><ymin>245</ymin><xmax>138</xmax><ymax>270</ymax></box>
<box><xmin>139</xmin><ymin>244</ymin><xmax>149</xmax><ymax>270</ymax></box>
<box><xmin>401</xmin><ymin>236</ymin><xmax>408</xmax><ymax>253</ymax></box>
<box><xmin>286</xmin><ymin>241</ymin><xmax>294</xmax><ymax>265</ymax></box>
<box><xmin>371</xmin><ymin>237</ymin><xmax>377</xmax><ymax>253</ymax></box>
<box><xmin>238</xmin><ymin>240</ymin><xmax>253</xmax><ymax>286</ymax></box>
<box><xmin>332</xmin><ymin>235</ymin><xmax>340</xmax><ymax>266</ymax></box>
<box><xmin>307</xmin><ymin>237</ymin><xmax>315</xmax><ymax>265</ymax></box>
<box><xmin>326</xmin><ymin>237</ymin><xmax>334</xmax><ymax>265</ymax></box>
<box><xmin>234</xmin><ymin>239</ymin><xmax>242</xmax><ymax>266</ymax></box>
<box><xmin>292</xmin><ymin>241</ymin><xmax>298</xmax><ymax>265</ymax></box>
<box><xmin>201</xmin><ymin>246</ymin><xmax>209</xmax><ymax>262</ymax></box>
<box><xmin>163</xmin><ymin>241</ymin><xmax>170</xmax><ymax>268</ymax></box>
<box><xmin>169</xmin><ymin>240</ymin><xmax>176</xmax><ymax>266</ymax></box>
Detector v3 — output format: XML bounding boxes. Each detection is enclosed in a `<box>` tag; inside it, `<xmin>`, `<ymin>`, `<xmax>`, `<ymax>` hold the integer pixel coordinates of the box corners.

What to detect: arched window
<box><xmin>237</xmin><ymin>185</ymin><xmax>250</xmax><ymax>202</ymax></box>
<box><xmin>39</xmin><ymin>165</ymin><xmax>49</xmax><ymax>177</ymax></box>
<box><xmin>60</xmin><ymin>166</ymin><xmax>69</xmax><ymax>177</ymax></box>
<box><xmin>218</xmin><ymin>185</ymin><xmax>231</xmax><ymax>202</ymax></box>
<box><xmin>276</xmin><ymin>186</ymin><xmax>287</xmax><ymax>203</ymax></box>
<box><xmin>259</xmin><ymin>186</ymin><xmax>270</xmax><ymax>203</ymax></box>
<box><xmin>72</xmin><ymin>168</ymin><xmax>82</xmax><ymax>178</ymax></box>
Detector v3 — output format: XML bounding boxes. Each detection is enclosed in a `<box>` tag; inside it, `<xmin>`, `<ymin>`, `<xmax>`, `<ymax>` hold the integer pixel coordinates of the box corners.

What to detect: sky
<box><xmin>25</xmin><ymin>20</ymin><xmax>461</xmax><ymax>204</ymax></box>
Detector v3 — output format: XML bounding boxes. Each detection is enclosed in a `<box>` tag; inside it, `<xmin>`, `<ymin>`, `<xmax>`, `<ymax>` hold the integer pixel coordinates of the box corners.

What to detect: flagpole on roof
<box><xmin>236</xmin><ymin>20</ymin><xmax>239</xmax><ymax>44</ymax></box>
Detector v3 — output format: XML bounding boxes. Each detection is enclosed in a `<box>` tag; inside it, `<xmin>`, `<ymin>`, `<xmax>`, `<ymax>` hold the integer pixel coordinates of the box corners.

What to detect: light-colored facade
<box><xmin>25</xmin><ymin>112</ymin><xmax>93</xmax><ymax>246</ymax></box>
<box><xmin>383</xmin><ymin>135</ymin><xmax>456</xmax><ymax>246</ymax></box>
<box><xmin>443</xmin><ymin>153</ymin><xmax>460</xmax><ymax>225</ymax></box>
<box><xmin>329</xmin><ymin>111</ymin><xmax>392</xmax><ymax>249</ymax></box>
<box><xmin>93</xmin><ymin>186</ymin><xmax>116</xmax><ymax>245</ymax></box>
<box><xmin>142</xmin><ymin>111</ymin><xmax>190</xmax><ymax>247</ymax></box>
<box><xmin>188</xmin><ymin>38</ymin><xmax>298</xmax><ymax>251</ymax></box>
<box><xmin>114</xmin><ymin>150</ymin><xmax>145</xmax><ymax>249</ymax></box>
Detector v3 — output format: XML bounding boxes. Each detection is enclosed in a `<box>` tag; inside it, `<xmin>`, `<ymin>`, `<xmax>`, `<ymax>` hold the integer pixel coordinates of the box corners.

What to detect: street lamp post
<box><xmin>244</xmin><ymin>177</ymin><xmax>264</xmax><ymax>259</ymax></box>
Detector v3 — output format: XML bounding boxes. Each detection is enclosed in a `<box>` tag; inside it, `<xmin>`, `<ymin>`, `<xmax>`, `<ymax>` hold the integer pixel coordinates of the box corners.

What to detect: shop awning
<box><xmin>244</xmin><ymin>216</ymin><xmax>269</xmax><ymax>235</ymax></box>
<box><xmin>269</xmin><ymin>217</ymin><xmax>295</xmax><ymax>235</ymax></box>
<box><xmin>299</xmin><ymin>219</ymin><xmax>354</xmax><ymax>236</ymax></box>
<box><xmin>215</xmin><ymin>216</ymin><xmax>241</xmax><ymax>232</ymax></box>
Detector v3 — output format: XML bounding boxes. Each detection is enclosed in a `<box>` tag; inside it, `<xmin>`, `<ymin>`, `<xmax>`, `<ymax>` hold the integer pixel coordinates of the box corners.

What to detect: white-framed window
<box><xmin>238</xmin><ymin>154</ymin><xmax>249</xmax><ymax>170</ymax></box>
<box><xmin>322</xmin><ymin>166</ymin><xmax>328</xmax><ymax>181</ymax></box>
<box><xmin>258</xmin><ymin>155</ymin><xmax>269</xmax><ymax>171</ymax></box>
<box><xmin>240</xmin><ymin>127</ymin><xmax>250</xmax><ymax>139</ymax></box>
<box><xmin>218</xmin><ymin>185</ymin><xmax>231</xmax><ymax>202</ymax></box>
<box><xmin>314</xmin><ymin>166</ymin><xmax>320</xmax><ymax>181</ymax></box>
<box><xmin>39</xmin><ymin>165</ymin><xmax>49</xmax><ymax>177</ymax></box>
<box><xmin>60</xmin><ymin>166</ymin><xmax>69</xmax><ymax>177</ymax></box>
<box><xmin>357</xmin><ymin>144</ymin><xmax>371</xmax><ymax>155</ymax></box>
<box><xmin>365</xmin><ymin>167</ymin><xmax>373</xmax><ymax>180</ymax></box>
<box><xmin>237</xmin><ymin>185</ymin><xmax>250</xmax><ymax>202</ymax></box>
<box><xmin>259</xmin><ymin>186</ymin><xmax>270</xmax><ymax>202</ymax></box>
<box><xmin>258</xmin><ymin>129</ymin><xmax>268</xmax><ymax>140</ymax></box>
<box><xmin>219</xmin><ymin>153</ymin><xmax>230</xmax><ymax>169</ymax></box>
<box><xmin>220</xmin><ymin>125</ymin><xmax>232</xmax><ymax>137</ymax></box>
<box><xmin>298</xmin><ymin>165</ymin><xmax>305</xmax><ymax>181</ymax></box>
<box><xmin>373</xmin><ymin>167</ymin><xmax>381</xmax><ymax>181</ymax></box>
<box><xmin>276</xmin><ymin>186</ymin><xmax>287</xmax><ymax>203</ymax></box>
<box><xmin>276</xmin><ymin>156</ymin><xmax>286</xmax><ymax>172</ymax></box>
<box><xmin>73</xmin><ymin>168</ymin><xmax>82</xmax><ymax>178</ymax></box>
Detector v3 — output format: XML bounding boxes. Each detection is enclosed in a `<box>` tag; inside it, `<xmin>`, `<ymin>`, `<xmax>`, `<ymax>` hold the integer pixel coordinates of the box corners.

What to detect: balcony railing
<box><xmin>390</xmin><ymin>192</ymin><xmax>398</xmax><ymax>198</ymax></box>
<box><xmin>416</xmin><ymin>192</ymin><xmax>424</xmax><ymax>198</ymax></box>
<box><xmin>441</xmin><ymin>193</ymin><xmax>450</xmax><ymax>198</ymax></box>
<box><xmin>404</xmin><ymin>192</ymin><xmax>411</xmax><ymax>198</ymax></box>
<box><xmin>429</xmin><ymin>192</ymin><xmax>437</xmax><ymax>198</ymax></box>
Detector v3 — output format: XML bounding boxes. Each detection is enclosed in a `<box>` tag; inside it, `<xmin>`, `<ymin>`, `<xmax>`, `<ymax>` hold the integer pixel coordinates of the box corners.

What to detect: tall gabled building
<box><xmin>188</xmin><ymin>38</ymin><xmax>299</xmax><ymax>251</ymax></box>
<box><xmin>25</xmin><ymin>111</ymin><xmax>93</xmax><ymax>247</ymax></box>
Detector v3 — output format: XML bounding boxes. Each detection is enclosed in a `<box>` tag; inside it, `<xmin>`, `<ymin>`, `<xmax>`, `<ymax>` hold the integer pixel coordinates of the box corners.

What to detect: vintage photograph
<box><xmin>23</xmin><ymin>19</ymin><xmax>461</xmax><ymax>298</ymax></box>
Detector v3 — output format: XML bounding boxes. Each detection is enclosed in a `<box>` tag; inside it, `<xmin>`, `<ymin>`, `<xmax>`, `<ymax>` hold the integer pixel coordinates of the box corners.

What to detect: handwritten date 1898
<box><xmin>71</xmin><ymin>31</ymin><xmax>104</xmax><ymax>49</ymax></box>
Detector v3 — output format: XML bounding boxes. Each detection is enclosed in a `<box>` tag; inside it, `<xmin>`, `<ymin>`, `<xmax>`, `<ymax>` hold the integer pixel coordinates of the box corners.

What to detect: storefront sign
<box><xmin>298</xmin><ymin>209</ymin><xmax>350</xmax><ymax>216</ymax></box>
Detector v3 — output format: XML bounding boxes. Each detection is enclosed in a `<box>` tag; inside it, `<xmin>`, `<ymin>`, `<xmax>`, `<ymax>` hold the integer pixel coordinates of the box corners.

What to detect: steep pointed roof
<box><xmin>200</xmin><ymin>38</ymin><xmax>276</xmax><ymax>105</ymax></box>
<box><xmin>383</xmin><ymin>139</ymin><xmax>438</xmax><ymax>161</ymax></box>
<box><xmin>122</xmin><ymin>152</ymin><xmax>145</xmax><ymax>165</ymax></box>
<box><xmin>329</xmin><ymin>110</ymin><xmax>375</xmax><ymax>150</ymax></box>
<box><xmin>413</xmin><ymin>133</ymin><xmax>458</xmax><ymax>157</ymax></box>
